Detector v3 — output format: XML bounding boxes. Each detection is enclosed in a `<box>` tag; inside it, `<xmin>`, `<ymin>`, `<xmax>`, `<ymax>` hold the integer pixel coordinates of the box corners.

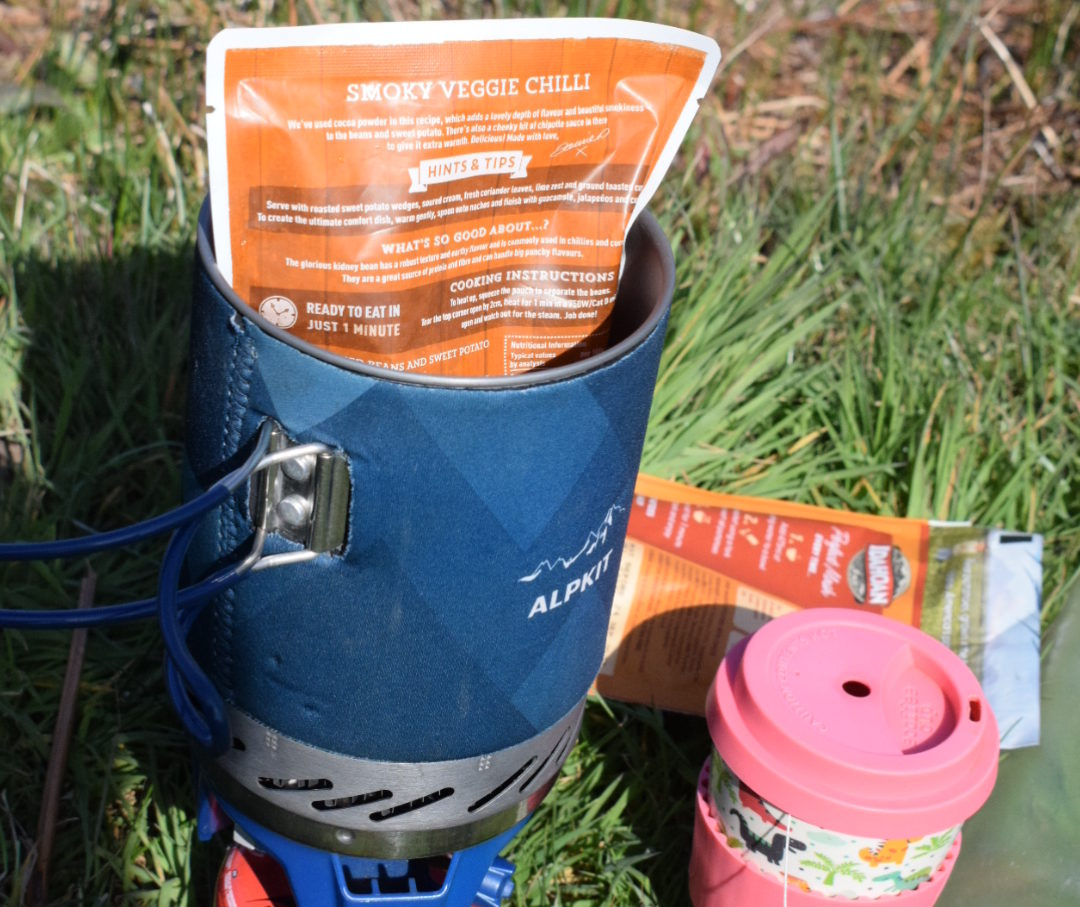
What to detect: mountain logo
<box><xmin>519</xmin><ymin>504</ymin><xmax>625</xmax><ymax>583</ymax></box>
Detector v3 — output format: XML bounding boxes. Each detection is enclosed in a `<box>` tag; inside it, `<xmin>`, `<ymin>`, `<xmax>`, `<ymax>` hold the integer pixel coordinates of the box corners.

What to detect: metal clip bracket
<box><xmin>249</xmin><ymin>424</ymin><xmax>350</xmax><ymax>564</ymax></box>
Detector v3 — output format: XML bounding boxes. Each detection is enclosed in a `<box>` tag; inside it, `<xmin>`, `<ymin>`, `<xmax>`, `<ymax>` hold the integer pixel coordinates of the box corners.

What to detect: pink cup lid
<box><xmin>707</xmin><ymin>608</ymin><xmax>999</xmax><ymax>838</ymax></box>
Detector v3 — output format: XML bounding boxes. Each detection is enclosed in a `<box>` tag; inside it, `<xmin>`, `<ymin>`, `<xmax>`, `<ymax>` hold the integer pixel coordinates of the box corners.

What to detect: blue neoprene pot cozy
<box><xmin>184</xmin><ymin>200</ymin><xmax>673</xmax><ymax>857</ymax></box>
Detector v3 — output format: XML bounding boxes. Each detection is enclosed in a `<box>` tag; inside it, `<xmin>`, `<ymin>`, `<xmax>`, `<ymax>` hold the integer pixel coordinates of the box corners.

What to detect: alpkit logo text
<box><xmin>521</xmin><ymin>503</ymin><xmax>623</xmax><ymax>619</ymax></box>
<box><xmin>527</xmin><ymin>548</ymin><xmax>614</xmax><ymax>619</ymax></box>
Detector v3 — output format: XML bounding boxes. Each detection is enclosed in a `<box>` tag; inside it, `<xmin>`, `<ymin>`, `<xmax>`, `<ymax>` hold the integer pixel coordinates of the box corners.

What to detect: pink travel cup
<box><xmin>689</xmin><ymin>608</ymin><xmax>999</xmax><ymax>905</ymax></box>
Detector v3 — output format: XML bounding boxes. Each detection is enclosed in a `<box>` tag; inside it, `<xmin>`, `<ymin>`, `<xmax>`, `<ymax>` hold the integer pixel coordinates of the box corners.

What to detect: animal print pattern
<box><xmin>708</xmin><ymin>751</ymin><xmax>960</xmax><ymax>898</ymax></box>
<box><xmin>858</xmin><ymin>837</ymin><xmax>920</xmax><ymax>867</ymax></box>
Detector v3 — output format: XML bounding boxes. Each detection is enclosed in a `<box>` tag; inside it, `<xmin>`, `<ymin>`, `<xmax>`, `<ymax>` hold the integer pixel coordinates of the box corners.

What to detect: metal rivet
<box><xmin>335</xmin><ymin>829</ymin><xmax>354</xmax><ymax>845</ymax></box>
<box><xmin>277</xmin><ymin>494</ymin><xmax>312</xmax><ymax>528</ymax></box>
<box><xmin>282</xmin><ymin>453</ymin><xmax>316</xmax><ymax>483</ymax></box>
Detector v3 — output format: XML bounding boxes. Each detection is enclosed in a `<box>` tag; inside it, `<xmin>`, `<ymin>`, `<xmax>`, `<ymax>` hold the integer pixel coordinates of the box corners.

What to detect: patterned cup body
<box><xmin>708</xmin><ymin>751</ymin><xmax>961</xmax><ymax>899</ymax></box>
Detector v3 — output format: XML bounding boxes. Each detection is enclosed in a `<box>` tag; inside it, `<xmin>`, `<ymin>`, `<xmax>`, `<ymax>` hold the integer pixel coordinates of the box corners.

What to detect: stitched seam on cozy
<box><xmin>216</xmin><ymin>313</ymin><xmax>256</xmax><ymax>700</ymax></box>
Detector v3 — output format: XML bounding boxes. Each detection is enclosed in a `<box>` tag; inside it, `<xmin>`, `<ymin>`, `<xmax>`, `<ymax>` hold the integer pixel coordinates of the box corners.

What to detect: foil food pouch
<box><xmin>205</xmin><ymin>19</ymin><xmax>718</xmax><ymax>376</ymax></box>
<box><xmin>596</xmin><ymin>475</ymin><xmax>1042</xmax><ymax>750</ymax></box>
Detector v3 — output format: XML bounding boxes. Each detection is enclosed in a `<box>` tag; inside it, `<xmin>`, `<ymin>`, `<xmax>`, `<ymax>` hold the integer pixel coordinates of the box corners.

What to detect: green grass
<box><xmin>2</xmin><ymin>1</ymin><xmax>1078</xmax><ymax>904</ymax></box>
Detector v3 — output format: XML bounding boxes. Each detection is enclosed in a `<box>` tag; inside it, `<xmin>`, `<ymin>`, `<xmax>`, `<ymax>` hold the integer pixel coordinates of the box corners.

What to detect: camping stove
<box><xmin>183</xmin><ymin>203</ymin><xmax>675</xmax><ymax>906</ymax></box>
<box><xmin>197</xmin><ymin>685</ymin><xmax>582</xmax><ymax>906</ymax></box>
<box><xmin>189</xmin><ymin>422</ymin><xmax>585</xmax><ymax>906</ymax></box>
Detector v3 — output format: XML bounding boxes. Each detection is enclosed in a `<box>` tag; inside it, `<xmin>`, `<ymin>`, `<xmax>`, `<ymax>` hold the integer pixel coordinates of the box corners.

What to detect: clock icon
<box><xmin>259</xmin><ymin>295</ymin><xmax>298</xmax><ymax>328</ymax></box>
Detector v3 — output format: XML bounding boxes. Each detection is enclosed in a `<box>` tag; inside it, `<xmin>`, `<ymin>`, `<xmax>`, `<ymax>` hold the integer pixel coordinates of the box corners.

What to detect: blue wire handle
<box><xmin>0</xmin><ymin>423</ymin><xmax>274</xmax><ymax>754</ymax></box>
<box><xmin>159</xmin><ymin>518</ymin><xmax>233</xmax><ymax>755</ymax></box>
<box><xmin>0</xmin><ymin>423</ymin><xmax>272</xmax><ymax>630</ymax></box>
<box><xmin>0</xmin><ymin>562</ymin><xmax>246</xmax><ymax>629</ymax></box>
<box><xmin>0</xmin><ymin>482</ymin><xmax>228</xmax><ymax>562</ymax></box>
<box><xmin>0</xmin><ymin>423</ymin><xmax>271</xmax><ymax>562</ymax></box>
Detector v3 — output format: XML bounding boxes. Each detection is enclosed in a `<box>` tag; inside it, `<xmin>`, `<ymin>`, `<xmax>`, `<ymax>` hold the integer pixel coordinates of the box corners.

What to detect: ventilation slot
<box><xmin>342</xmin><ymin>856</ymin><xmax>450</xmax><ymax>895</ymax></box>
<box><xmin>519</xmin><ymin>729</ymin><xmax>571</xmax><ymax>793</ymax></box>
<box><xmin>468</xmin><ymin>758</ymin><xmax>536</xmax><ymax>814</ymax></box>
<box><xmin>311</xmin><ymin>790</ymin><xmax>392</xmax><ymax>811</ymax></box>
<box><xmin>232</xmin><ymin>738</ymin><xmax>247</xmax><ymax>752</ymax></box>
<box><xmin>259</xmin><ymin>776</ymin><xmax>333</xmax><ymax>791</ymax></box>
<box><xmin>369</xmin><ymin>788</ymin><xmax>454</xmax><ymax>822</ymax></box>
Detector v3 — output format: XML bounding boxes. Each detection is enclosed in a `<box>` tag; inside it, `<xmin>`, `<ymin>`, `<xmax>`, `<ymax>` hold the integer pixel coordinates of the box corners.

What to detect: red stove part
<box><xmin>217</xmin><ymin>846</ymin><xmax>295</xmax><ymax>907</ymax></box>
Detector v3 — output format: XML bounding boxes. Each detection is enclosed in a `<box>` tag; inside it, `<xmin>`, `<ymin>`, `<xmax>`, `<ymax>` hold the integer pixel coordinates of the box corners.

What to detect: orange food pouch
<box><xmin>205</xmin><ymin>20</ymin><xmax>719</xmax><ymax>376</ymax></box>
<box><xmin>594</xmin><ymin>475</ymin><xmax>1043</xmax><ymax>749</ymax></box>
